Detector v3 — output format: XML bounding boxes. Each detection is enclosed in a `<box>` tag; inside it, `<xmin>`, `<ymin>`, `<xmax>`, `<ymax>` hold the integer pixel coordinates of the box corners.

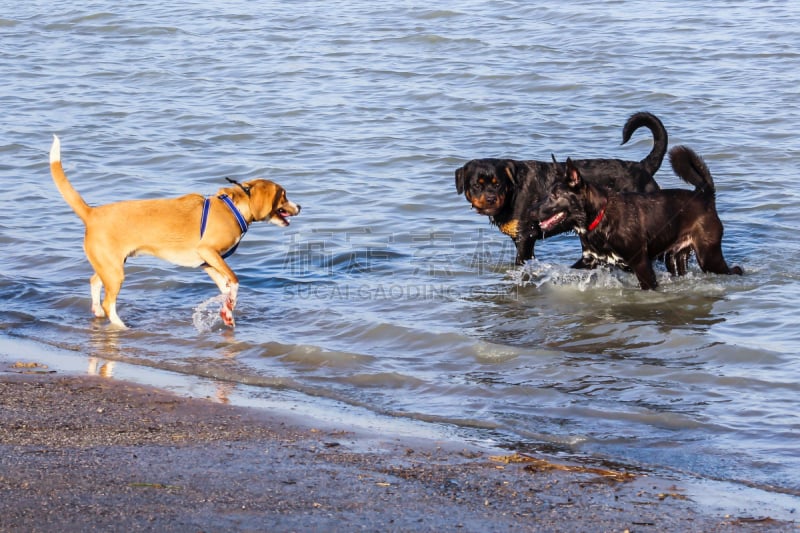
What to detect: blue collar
<box><xmin>200</xmin><ymin>194</ymin><xmax>249</xmax><ymax>259</ymax></box>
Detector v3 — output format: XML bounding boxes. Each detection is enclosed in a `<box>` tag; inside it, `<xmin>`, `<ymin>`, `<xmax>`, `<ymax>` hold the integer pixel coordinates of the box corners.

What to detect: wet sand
<box><xmin>0</xmin><ymin>366</ymin><xmax>791</xmax><ymax>532</ymax></box>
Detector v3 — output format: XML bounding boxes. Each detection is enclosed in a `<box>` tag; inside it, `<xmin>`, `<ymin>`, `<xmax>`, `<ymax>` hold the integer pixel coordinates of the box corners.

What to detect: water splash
<box><xmin>508</xmin><ymin>260</ymin><xmax>634</xmax><ymax>290</ymax></box>
<box><xmin>192</xmin><ymin>295</ymin><xmax>226</xmax><ymax>333</ymax></box>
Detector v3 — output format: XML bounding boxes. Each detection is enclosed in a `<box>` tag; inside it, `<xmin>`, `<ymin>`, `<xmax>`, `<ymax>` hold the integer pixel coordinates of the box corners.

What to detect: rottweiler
<box><xmin>455</xmin><ymin>112</ymin><xmax>666</xmax><ymax>265</ymax></box>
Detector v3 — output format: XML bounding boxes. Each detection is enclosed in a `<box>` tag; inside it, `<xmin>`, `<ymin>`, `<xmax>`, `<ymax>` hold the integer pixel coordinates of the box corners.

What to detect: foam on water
<box><xmin>509</xmin><ymin>259</ymin><xmax>736</xmax><ymax>298</ymax></box>
<box><xmin>510</xmin><ymin>259</ymin><xmax>634</xmax><ymax>290</ymax></box>
<box><xmin>192</xmin><ymin>294</ymin><xmax>226</xmax><ymax>333</ymax></box>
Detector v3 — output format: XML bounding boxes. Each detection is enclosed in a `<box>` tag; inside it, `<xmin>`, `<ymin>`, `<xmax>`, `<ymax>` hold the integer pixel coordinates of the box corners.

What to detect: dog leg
<box><xmin>630</xmin><ymin>256</ymin><xmax>658</xmax><ymax>290</ymax></box>
<box><xmin>99</xmin><ymin>273</ymin><xmax>126</xmax><ymax>329</ymax></box>
<box><xmin>676</xmin><ymin>250</ymin><xmax>691</xmax><ymax>276</ymax></box>
<box><xmin>201</xmin><ymin>259</ymin><xmax>239</xmax><ymax>328</ymax></box>
<box><xmin>224</xmin><ymin>283</ymin><xmax>239</xmax><ymax>326</ymax></box>
<box><xmin>90</xmin><ymin>273</ymin><xmax>105</xmax><ymax>317</ymax></box>
<box><xmin>696</xmin><ymin>244</ymin><xmax>743</xmax><ymax>276</ymax></box>
<box><xmin>515</xmin><ymin>236</ymin><xmax>535</xmax><ymax>265</ymax></box>
<box><xmin>85</xmin><ymin>248</ymin><xmax>127</xmax><ymax>327</ymax></box>
<box><xmin>571</xmin><ymin>252</ymin><xmax>598</xmax><ymax>270</ymax></box>
<box><xmin>662</xmin><ymin>253</ymin><xmax>677</xmax><ymax>276</ymax></box>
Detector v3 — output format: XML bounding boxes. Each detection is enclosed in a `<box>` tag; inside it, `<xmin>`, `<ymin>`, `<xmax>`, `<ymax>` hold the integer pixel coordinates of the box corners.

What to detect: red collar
<box><xmin>587</xmin><ymin>204</ymin><xmax>606</xmax><ymax>232</ymax></box>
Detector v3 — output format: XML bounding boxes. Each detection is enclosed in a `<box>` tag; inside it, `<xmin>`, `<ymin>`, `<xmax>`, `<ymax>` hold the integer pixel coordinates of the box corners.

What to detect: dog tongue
<box><xmin>540</xmin><ymin>212</ymin><xmax>565</xmax><ymax>231</ymax></box>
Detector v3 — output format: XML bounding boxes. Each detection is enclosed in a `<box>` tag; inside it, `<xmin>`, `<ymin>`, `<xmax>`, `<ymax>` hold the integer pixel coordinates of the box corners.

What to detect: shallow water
<box><xmin>2</xmin><ymin>0</ymin><xmax>799</xmax><ymax>510</ymax></box>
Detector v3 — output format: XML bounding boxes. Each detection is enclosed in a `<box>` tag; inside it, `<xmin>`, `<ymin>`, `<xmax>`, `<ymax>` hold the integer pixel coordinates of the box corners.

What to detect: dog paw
<box><xmin>92</xmin><ymin>304</ymin><xmax>106</xmax><ymax>318</ymax></box>
<box><xmin>220</xmin><ymin>310</ymin><xmax>235</xmax><ymax>328</ymax></box>
<box><xmin>220</xmin><ymin>299</ymin><xmax>236</xmax><ymax>328</ymax></box>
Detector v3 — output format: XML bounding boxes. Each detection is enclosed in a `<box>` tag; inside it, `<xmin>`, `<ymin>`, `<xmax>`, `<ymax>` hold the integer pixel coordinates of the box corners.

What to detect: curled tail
<box><xmin>668</xmin><ymin>145</ymin><xmax>715</xmax><ymax>195</ymax></box>
<box><xmin>50</xmin><ymin>135</ymin><xmax>92</xmax><ymax>223</ymax></box>
<box><xmin>621</xmin><ymin>111</ymin><xmax>668</xmax><ymax>176</ymax></box>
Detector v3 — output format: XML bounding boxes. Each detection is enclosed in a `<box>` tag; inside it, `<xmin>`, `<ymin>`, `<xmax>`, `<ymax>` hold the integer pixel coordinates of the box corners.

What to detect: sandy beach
<box><xmin>0</xmin><ymin>358</ymin><xmax>793</xmax><ymax>533</ymax></box>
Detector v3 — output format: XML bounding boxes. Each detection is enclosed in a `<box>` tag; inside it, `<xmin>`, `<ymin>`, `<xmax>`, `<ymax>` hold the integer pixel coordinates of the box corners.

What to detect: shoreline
<box><xmin>0</xmin><ymin>338</ymin><xmax>796</xmax><ymax>531</ymax></box>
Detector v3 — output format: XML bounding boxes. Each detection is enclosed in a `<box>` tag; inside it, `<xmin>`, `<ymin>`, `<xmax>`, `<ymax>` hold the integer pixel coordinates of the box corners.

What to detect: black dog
<box><xmin>455</xmin><ymin>112</ymin><xmax>666</xmax><ymax>265</ymax></box>
<box><xmin>534</xmin><ymin>146</ymin><xmax>743</xmax><ymax>289</ymax></box>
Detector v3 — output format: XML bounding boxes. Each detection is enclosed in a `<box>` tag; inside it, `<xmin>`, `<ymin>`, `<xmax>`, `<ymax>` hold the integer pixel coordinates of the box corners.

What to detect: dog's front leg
<box><xmin>571</xmin><ymin>253</ymin><xmax>597</xmax><ymax>270</ymax></box>
<box><xmin>203</xmin><ymin>265</ymin><xmax>239</xmax><ymax>327</ymax></box>
<box><xmin>630</xmin><ymin>256</ymin><xmax>658</xmax><ymax>290</ymax></box>
<box><xmin>199</xmin><ymin>250</ymin><xmax>239</xmax><ymax>328</ymax></box>
<box><xmin>514</xmin><ymin>234</ymin><xmax>536</xmax><ymax>265</ymax></box>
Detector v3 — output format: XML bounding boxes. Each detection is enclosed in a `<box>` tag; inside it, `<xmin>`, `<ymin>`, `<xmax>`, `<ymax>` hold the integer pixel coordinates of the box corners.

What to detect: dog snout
<box><xmin>282</xmin><ymin>201</ymin><xmax>301</xmax><ymax>216</ymax></box>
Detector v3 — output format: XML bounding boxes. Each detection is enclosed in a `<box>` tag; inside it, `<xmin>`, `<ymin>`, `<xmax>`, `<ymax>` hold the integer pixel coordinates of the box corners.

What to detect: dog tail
<box><xmin>50</xmin><ymin>135</ymin><xmax>92</xmax><ymax>223</ymax></box>
<box><xmin>668</xmin><ymin>145</ymin><xmax>715</xmax><ymax>196</ymax></box>
<box><xmin>621</xmin><ymin>111</ymin><xmax>668</xmax><ymax>176</ymax></box>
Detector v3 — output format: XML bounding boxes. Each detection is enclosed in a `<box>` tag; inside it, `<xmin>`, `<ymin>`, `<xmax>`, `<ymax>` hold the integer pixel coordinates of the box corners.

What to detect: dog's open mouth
<box><xmin>276</xmin><ymin>208</ymin><xmax>292</xmax><ymax>225</ymax></box>
<box><xmin>539</xmin><ymin>212</ymin><xmax>566</xmax><ymax>231</ymax></box>
<box><xmin>475</xmin><ymin>206</ymin><xmax>500</xmax><ymax>216</ymax></box>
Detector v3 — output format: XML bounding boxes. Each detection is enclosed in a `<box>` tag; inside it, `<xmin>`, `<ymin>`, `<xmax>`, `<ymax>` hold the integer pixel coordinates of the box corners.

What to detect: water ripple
<box><xmin>2</xmin><ymin>0</ymin><xmax>799</xmax><ymax>500</ymax></box>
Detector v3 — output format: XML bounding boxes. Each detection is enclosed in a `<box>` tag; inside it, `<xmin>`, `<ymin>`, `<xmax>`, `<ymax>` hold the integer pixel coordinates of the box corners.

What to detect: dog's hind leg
<box><xmin>86</xmin><ymin>251</ymin><xmax>127</xmax><ymax>328</ymax></box>
<box><xmin>675</xmin><ymin>250</ymin><xmax>691</xmax><ymax>276</ymax></box>
<box><xmin>98</xmin><ymin>270</ymin><xmax>126</xmax><ymax>328</ymax></box>
<box><xmin>696</xmin><ymin>244</ymin><xmax>743</xmax><ymax>276</ymax></box>
<box><xmin>90</xmin><ymin>273</ymin><xmax>105</xmax><ymax>318</ymax></box>
<box><xmin>663</xmin><ymin>251</ymin><xmax>690</xmax><ymax>276</ymax></box>
<box><xmin>662</xmin><ymin>253</ymin><xmax>677</xmax><ymax>276</ymax></box>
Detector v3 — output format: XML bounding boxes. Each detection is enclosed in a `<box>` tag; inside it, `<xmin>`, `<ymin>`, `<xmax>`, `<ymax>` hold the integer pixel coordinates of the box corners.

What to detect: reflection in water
<box><xmin>87</xmin><ymin>357</ymin><xmax>115</xmax><ymax>377</ymax></box>
<box><xmin>214</xmin><ymin>330</ymin><xmax>244</xmax><ymax>404</ymax></box>
<box><xmin>87</xmin><ymin>327</ymin><xmax>121</xmax><ymax>377</ymax></box>
<box><xmin>85</xmin><ymin>316</ymin><xmax>242</xmax><ymax>402</ymax></box>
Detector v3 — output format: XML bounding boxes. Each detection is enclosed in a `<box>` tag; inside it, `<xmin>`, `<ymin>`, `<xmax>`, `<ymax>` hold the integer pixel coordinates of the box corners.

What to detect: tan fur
<box><xmin>49</xmin><ymin>135</ymin><xmax>300</xmax><ymax>328</ymax></box>
<box><xmin>498</xmin><ymin>219</ymin><xmax>520</xmax><ymax>239</ymax></box>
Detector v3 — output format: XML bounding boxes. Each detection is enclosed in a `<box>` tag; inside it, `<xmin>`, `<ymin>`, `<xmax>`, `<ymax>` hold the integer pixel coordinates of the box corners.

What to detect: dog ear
<box><xmin>565</xmin><ymin>158</ymin><xmax>582</xmax><ymax>189</ymax></box>
<box><xmin>455</xmin><ymin>166</ymin><xmax>465</xmax><ymax>194</ymax></box>
<box><xmin>504</xmin><ymin>161</ymin><xmax>517</xmax><ymax>186</ymax></box>
<box><xmin>246</xmin><ymin>180</ymin><xmax>281</xmax><ymax>221</ymax></box>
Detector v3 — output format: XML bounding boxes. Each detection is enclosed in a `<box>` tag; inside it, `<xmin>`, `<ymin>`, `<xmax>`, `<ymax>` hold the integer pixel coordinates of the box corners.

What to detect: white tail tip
<box><xmin>49</xmin><ymin>134</ymin><xmax>61</xmax><ymax>164</ymax></box>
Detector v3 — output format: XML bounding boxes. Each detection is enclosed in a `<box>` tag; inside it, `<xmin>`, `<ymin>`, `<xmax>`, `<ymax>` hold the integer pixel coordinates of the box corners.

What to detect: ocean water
<box><xmin>2</xmin><ymin>0</ymin><xmax>799</xmax><ymax>515</ymax></box>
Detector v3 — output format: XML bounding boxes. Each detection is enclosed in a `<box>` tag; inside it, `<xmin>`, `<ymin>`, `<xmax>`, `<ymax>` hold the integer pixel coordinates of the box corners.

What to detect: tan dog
<box><xmin>49</xmin><ymin>135</ymin><xmax>300</xmax><ymax>329</ymax></box>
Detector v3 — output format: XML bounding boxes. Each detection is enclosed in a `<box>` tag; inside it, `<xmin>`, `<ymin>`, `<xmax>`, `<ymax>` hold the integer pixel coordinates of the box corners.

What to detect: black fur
<box><xmin>455</xmin><ymin>112</ymin><xmax>666</xmax><ymax>265</ymax></box>
<box><xmin>534</xmin><ymin>146</ymin><xmax>743</xmax><ymax>289</ymax></box>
